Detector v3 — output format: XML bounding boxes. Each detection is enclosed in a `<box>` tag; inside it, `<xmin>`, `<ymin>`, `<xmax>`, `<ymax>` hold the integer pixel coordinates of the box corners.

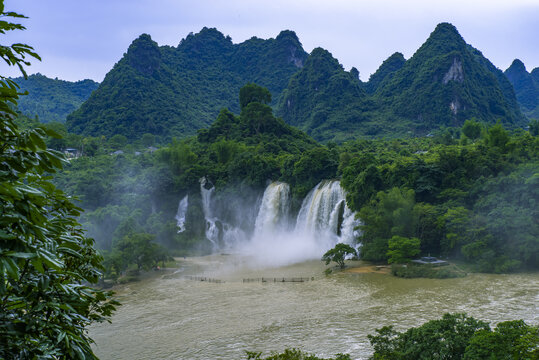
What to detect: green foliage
<box><xmin>322</xmin><ymin>243</ymin><xmax>356</xmax><ymax>269</ymax></box>
<box><xmin>504</xmin><ymin>59</ymin><xmax>539</xmax><ymax>115</ymax></box>
<box><xmin>358</xmin><ymin>188</ymin><xmax>416</xmax><ymax>262</ymax></box>
<box><xmin>339</xmin><ymin>123</ymin><xmax>538</xmax><ymax>272</ymax></box>
<box><xmin>67</xmin><ymin>28</ymin><xmax>307</xmax><ymax>142</ymax></box>
<box><xmin>368</xmin><ymin>314</ymin><xmax>538</xmax><ymax>360</ymax></box>
<box><xmin>364</xmin><ymin>52</ymin><xmax>405</xmax><ymax>94</ymax></box>
<box><xmin>461</xmin><ymin>118</ymin><xmax>481</xmax><ymax>140</ymax></box>
<box><xmin>530</xmin><ymin>119</ymin><xmax>539</xmax><ymax>136</ymax></box>
<box><xmin>0</xmin><ymin>4</ymin><xmax>116</xmax><ymax>358</ymax></box>
<box><xmin>386</xmin><ymin>236</ymin><xmax>420</xmax><ymax>264</ymax></box>
<box><xmin>240</xmin><ymin>82</ymin><xmax>272</xmax><ymax>109</ymax></box>
<box><xmin>12</xmin><ymin>73</ymin><xmax>98</xmax><ymax>123</ymax></box>
<box><xmin>106</xmin><ymin>232</ymin><xmax>169</xmax><ymax>276</ymax></box>
<box><xmin>246</xmin><ymin>348</ymin><xmax>350</xmax><ymax>360</ymax></box>
<box><xmin>391</xmin><ymin>263</ymin><xmax>466</xmax><ymax>279</ymax></box>
<box><xmin>277</xmin><ymin>22</ymin><xmax>525</xmax><ymax>142</ymax></box>
<box><xmin>108</xmin><ymin>133</ymin><xmax>128</xmax><ymax>150</ymax></box>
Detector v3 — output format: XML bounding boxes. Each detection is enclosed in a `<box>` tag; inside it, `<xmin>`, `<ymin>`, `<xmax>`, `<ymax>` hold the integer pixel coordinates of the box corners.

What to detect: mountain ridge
<box><xmin>66</xmin><ymin>28</ymin><xmax>307</xmax><ymax>141</ymax></box>
<box><xmin>62</xmin><ymin>23</ymin><xmax>528</xmax><ymax>142</ymax></box>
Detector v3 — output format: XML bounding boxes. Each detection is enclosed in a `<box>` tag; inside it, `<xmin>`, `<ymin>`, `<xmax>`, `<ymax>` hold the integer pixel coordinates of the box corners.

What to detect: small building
<box><xmin>64</xmin><ymin>148</ymin><xmax>80</xmax><ymax>159</ymax></box>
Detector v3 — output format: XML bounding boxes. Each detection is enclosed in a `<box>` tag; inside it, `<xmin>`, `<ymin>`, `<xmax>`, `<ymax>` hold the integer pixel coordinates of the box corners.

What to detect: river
<box><xmin>90</xmin><ymin>255</ymin><xmax>538</xmax><ymax>360</ymax></box>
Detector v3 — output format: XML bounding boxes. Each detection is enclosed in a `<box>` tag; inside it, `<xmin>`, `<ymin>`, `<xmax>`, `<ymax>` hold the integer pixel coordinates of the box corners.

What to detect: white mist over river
<box><xmin>194</xmin><ymin>179</ymin><xmax>360</xmax><ymax>266</ymax></box>
<box><xmin>90</xmin><ymin>255</ymin><xmax>539</xmax><ymax>360</ymax></box>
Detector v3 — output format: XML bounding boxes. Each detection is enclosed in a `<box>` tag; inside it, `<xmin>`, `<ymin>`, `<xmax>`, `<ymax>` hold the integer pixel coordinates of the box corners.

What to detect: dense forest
<box><xmin>40</xmin><ymin>84</ymin><xmax>539</xmax><ymax>277</ymax></box>
<box><xmin>505</xmin><ymin>58</ymin><xmax>539</xmax><ymax>119</ymax></box>
<box><xmin>59</xmin><ymin>23</ymin><xmax>530</xmax><ymax>143</ymax></box>
<box><xmin>66</xmin><ymin>29</ymin><xmax>307</xmax><ymax>141</ymax></box>
<box><xmin>11</xmin><ymin>73</ymin><xmax>98</xmax><ymax>123</ymax></box>
<box><xmin>1</xmin><ymin>1</ymin><xmax>538</xmax><ymax>358</ymax></box>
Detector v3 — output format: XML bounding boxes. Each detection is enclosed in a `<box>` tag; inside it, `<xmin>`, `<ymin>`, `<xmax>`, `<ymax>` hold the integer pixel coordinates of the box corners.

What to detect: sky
<box><xmin>2</xmin><ymin>0</ymin><xmax>538</xmax><ymax>82</ymax></box>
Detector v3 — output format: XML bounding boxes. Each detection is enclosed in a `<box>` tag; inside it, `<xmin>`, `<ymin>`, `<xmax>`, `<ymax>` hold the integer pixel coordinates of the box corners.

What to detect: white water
<box><xmin>236</xmin><ymin>180</ymin><xmax>360</xmax><ymax>267</ymax></box>
<box><xmin>174</xmin><ymin>195</ymin><xmax>188</xmax><ymax>233</ymax></box>
<box><xmin>254</xmin><ymin>182</ymin><xmax>290</xmax><ymax>235</ymax></box>
<box><xmin>200</xmin><ymin>177</ymin><xmax>219</xmax><ymax>247</ymax></box>
<box><xmin>295</xmin><ymin>180</ymin><xmax>360</xmax><ymax>247</ymax></box>
<box><xmin>196</xmin><ymin>178</ymin><xmax>361</xmax><ymax>265</ymax></box>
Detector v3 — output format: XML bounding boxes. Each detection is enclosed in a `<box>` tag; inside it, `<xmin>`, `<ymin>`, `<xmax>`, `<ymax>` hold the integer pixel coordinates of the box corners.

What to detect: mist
<box><xmin>194</xmin><ymin>178</ymin><xmax>360</xmax><ymax>268</ymax></box>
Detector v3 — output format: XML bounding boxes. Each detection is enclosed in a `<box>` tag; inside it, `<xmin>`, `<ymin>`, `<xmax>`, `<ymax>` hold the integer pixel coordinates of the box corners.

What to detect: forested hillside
<box><xmin>505</xmin><ymin>59</ymin><xmax>539</xmax><ymax>118</ymax></box>
<box><xmin>278</xmin><ymin>23</ymin><xmax>526</xmax><ymax>141</ymax></box>
<box><xmin>66</xmin><ymin>28</ymin><xmax>307</xmax><ymax>141</ymax></box>
<box><xmin>61</xmin><ymin>23</ymin><xmax>528</xmax><ymax>144</ymax></box>
<box><xmin>51</xmin><ymin>85</ymin><xmax>539</xmax><ymax>276</ymax></box>
<box><xmin>11</xmin><ymin>73</ymin><xmax>98</xmax><ymax>123</ymax></box>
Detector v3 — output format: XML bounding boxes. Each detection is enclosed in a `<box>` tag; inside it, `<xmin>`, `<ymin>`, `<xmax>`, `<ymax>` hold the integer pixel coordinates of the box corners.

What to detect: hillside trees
<box><xmin>340</xmin><ymin>124</ymin><xmax>538</xmax><ymax>271</ymax></box>
<box><xmin>0</xmin><ymin>2</ymin><xmax>116</xmax><ymax>358</ymax></box>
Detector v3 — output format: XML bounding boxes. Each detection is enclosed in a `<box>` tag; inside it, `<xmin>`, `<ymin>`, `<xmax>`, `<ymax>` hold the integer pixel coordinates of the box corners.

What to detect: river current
<box><xmin>90</xmin><ymin>255</ymin><xmax>538</xmax><ymax>360</ymax></box>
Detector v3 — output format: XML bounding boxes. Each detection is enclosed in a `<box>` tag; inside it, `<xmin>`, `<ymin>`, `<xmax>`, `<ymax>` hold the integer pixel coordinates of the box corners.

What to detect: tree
<box><xmin>322</xmin><ymin>243</ymin><xmax>357</xmax><ymax>269</ymax></box>
<box><xmin>113</xmin><ymin>232</ymin><xmax>167</xmax><ymax>272</ymax></box>
<box><xmin>239</xmin><ymin>83</ymin><xmax>272</xmax><ymax>109</ymax></box>
<box><xmin>461</xmin><ymin>118</ymin><xmax>481</xmax><ymax>140</ymax></box>
<box><xmin>368</xmin><ymin>313</ymin><xmax>491</xmax><ymax>360</ymax></box>
<box><xmin>530</xmin><ymin>119</ymin><xmax>539</xmax><ymax>136</ymax></box>
<box><xmin>141</xmin><ymin>132</ymin><xmax>155</xmax><ymax>147</ymax></box>
<box><xmin>108</xmin><ymin>133</ymin><xmax>128</xmax><ymax>150</ymax></box>
<box><xmin>0</xmin><ymin>3</ymin><xmax>117</xmax><ymax>358</ymax></box>
<box><xmin>463</xmin><ymin>320</ymin><xmax>539</xmax><ymax>359</ymax></box>
<box><xmin>358</xmin><ymin>187</ymin><xmax>416</xmax><ymax>262</ymax></box>
<box><xmin>386</xmin><ymin>236</ymin><xmax>420</xmax><ymax>264</ymax></box>
<box><xmin>246</xmin><ymin>348</ymin><xmax>351</xmax><ymax>360</ymax></box>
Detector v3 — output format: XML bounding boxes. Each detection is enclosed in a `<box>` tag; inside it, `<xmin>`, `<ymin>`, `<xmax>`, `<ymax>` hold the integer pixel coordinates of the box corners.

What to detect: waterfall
<box><xmin>193</xmin><ymin>177</ymin><xmax>360</xmax><ymax>265</ymax></box>
<box><xmin>200</xmin><ymin>177</ymin><xmax>219</xmax><ymax>246</ymax></box>
<box><xmin>295</xmin><ymin>180</ymin><xmax>360</xmax><ymax>247</ymax></box>
<box><xmin>254</xmin><ymin>182</ymin><xmax>290</xmax><ymax>235</ymax></box>
<box><xmin>296</xmin><ymin>180</ymin><xmax>346</xmax><ymax>234</ymax></box>
<box><xmin>199</xmin><ymin>177</ymin><xmax>248</xmax><ymax>250</ymax></box>
<box><xmin>175</xmin><ymin>195</ymin><xmax>188</xmax><ymax>233</ymax></box>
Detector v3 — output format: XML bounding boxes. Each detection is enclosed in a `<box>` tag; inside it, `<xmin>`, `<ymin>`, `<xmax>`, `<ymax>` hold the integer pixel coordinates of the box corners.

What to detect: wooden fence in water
<box><xmin>185</xmin><ymin>276</ymin><xmax>224</xmax><ymax>283</ymax></box>
<box><xmin>185</xmin><ymin>276</ymin><xmax>315</xmax><ymax>284</ymax></box>
<box><xmin>242</xmin><ymin>277</ymin><xmax>314</xmax><ymax>283</ymax></box>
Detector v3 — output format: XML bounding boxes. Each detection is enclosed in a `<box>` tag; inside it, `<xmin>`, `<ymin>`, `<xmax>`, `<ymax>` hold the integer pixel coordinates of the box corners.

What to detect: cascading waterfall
<box><xmin>254</xmin><ymin>182</ymin><xmax>290</xmax><ymax>235</ymax></box>
<box><xmin>175</xmin><ymin>195</ymin><xmax>188</xmax><ymax>233</ymax></box>
<box><xmin>193</xmin><ymin>177</ymin><xmax>360</xmax><ymax>265</ymax></box>
<box><xmin>200</xmin><ymin>177</ymin><xmax>219</xmax><ymax>246</ymax></box>
<box><xmin>296</xmin><ymin>180</ymin><xmax>345</xmax><ymax>235</ymax></box>
<box><xmin>295</xmin><ymin>180</ymin><xmax>361</xmax><ymax>248</ymax></box>
<box><xmin>199</xmin><ymin>177</ymin><xmax>248</xmax><ymax>250</ymax></box>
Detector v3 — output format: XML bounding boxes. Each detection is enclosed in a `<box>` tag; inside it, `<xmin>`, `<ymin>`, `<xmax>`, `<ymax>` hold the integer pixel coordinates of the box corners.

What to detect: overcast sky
<box><xmin>2</xmin><ymin>0</ymin><xmax>538</xmax><ymax>82</ymax></box>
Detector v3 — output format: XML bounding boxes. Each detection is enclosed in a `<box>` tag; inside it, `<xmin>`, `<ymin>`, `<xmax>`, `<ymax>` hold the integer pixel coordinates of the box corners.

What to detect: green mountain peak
<box><xmin>505</xmin><ymin>59</ymin><xmax>539</xmax><ymax>114</ymax></box>
<box><xmin>126</xmin><ymin>33</ymin><xmax>161</xmax><ymax>76</ymax></box>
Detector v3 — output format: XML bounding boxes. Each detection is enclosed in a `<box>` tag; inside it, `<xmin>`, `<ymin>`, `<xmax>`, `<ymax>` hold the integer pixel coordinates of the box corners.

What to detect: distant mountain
<box><xmin>504</xmin><ymin>59</ymin><xmax>539</xmax><ymax>118</ymax></box>
<box><xmin>66</xmin><ymin>23</ymin><xmax>527</xmax><ymax>143</ymax></box>
<box><xmin>374</xmin><ymin>23</ymin><xmax>525</xmax><ymax>131</ymax></box>
<box><xmin>364</xmin><ymin>52</ymin><xmax>405</xmax><ymax>94</ymax></box>
<box><xmin>11</xmin><ymin>74</ymin><xmax>98</xmax><ymax>123</ymax></box>
<box><xmin>277</xmin><ymin>48</ymin><xmax>379</xmax><ymax>141</ymax></box>
<box><xmin>277</xmin><ymin>23</ymin><xmax>525</xmax><ymax>141</ymax></box>
<box><xmin>66</xmin><ymin>28</ymin><xmax>307</xmax><ymax>141</ymax></box>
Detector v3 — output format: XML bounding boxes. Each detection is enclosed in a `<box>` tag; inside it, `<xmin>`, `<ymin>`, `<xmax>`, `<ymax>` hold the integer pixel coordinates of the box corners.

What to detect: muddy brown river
<box><xmin>89</xmin><ymin>255</ymin><xmax>538</xmax><ymax>360</ymax></box>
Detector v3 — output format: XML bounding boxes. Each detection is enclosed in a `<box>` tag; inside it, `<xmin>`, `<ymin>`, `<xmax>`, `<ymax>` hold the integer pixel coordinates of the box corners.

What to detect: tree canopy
<box><xmin>0</xmin><ymin>3</ymin><xmax>117</xmax><ymax>358</ymax></box>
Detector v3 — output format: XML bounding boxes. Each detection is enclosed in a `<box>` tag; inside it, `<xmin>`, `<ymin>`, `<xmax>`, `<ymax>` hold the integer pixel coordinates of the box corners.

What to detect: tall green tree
<box><xmin>0</xmin><ymin>3</ymin><xmax>117</xmax><ymax>358</ymax></box>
